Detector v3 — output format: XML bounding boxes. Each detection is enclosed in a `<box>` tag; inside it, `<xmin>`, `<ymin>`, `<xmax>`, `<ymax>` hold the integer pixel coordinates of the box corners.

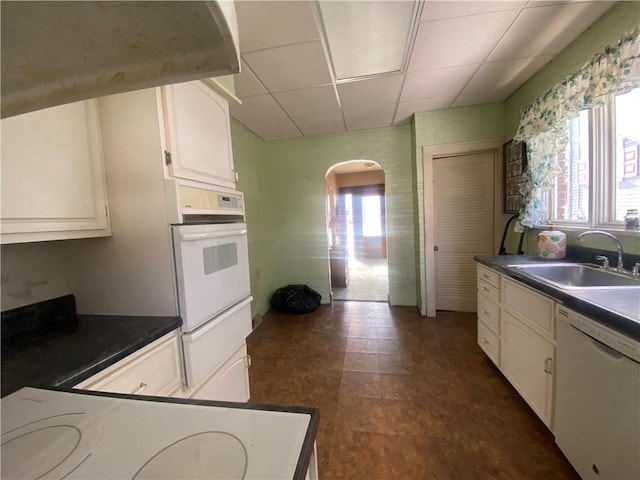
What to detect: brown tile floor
<box><xmin>247</xmin><ymin>301</ymin><xmax>579</xmax><ymax>480</ymax></box>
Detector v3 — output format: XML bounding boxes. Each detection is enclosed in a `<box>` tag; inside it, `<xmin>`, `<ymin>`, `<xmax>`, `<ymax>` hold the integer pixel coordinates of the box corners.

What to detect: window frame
<box><xmin>541</xmin><ymin>91</ymin><xmax>639</xmax><ymax>236</ymax></box>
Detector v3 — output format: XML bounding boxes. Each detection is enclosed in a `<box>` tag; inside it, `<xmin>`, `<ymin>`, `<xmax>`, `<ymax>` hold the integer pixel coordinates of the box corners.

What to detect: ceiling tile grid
<box><xmin>229</xmin><ymin>1</ymin><xmax>615</xmax><ymax>140</ymax></box>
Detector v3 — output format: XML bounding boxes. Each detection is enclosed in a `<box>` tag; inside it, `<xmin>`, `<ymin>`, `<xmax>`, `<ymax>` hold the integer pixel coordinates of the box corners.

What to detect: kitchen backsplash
<box><xmin>0</xmin><ymin>242</ymin><xmax>71</xmax><ymax>312</ymax></box>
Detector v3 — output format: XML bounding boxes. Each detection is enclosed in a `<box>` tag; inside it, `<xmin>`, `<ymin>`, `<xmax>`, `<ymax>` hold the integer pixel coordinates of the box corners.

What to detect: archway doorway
<box><xmin>325</xmin><ymin>161</ymin><xmax>388</xmax><ymax>302</ymax></box>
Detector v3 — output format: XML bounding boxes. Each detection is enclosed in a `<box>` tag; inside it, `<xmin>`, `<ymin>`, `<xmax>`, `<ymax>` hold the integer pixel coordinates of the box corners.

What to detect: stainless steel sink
<box><xmin>509</xmin><ymin>263</ymin><xmax>640</xmax><ymax>289</ymax></box>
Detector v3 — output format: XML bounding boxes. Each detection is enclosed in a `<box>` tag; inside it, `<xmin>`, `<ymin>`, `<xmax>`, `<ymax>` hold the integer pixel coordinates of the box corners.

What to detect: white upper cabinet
<box><xmin>161</xmin><ymin>81</ymin><xmax>236</xmax><ymax>189</ymax></box>
<box><xmin>1</xmin><ymin>100</ymin><xmax>111</xmax><ymax>244</ymax></box>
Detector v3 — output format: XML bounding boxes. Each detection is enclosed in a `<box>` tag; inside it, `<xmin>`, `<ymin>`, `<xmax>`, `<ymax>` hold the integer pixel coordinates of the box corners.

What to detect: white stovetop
<box><xmin>1</xmin><ymin>388</ymin><xmax>310</xmax><ymax>480</ymax></box>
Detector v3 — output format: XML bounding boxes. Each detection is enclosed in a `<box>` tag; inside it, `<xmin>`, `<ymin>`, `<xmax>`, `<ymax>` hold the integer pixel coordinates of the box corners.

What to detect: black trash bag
<box><xmin>270</xmin><ymin>284</ymin><xmax>321</xmax><ymax>314</ymax></box>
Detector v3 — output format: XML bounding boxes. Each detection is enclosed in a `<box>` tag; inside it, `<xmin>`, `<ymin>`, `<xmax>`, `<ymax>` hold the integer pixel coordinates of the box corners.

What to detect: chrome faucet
<box><xmin>578</xmin><ymin>230</ymin><xmax>626</xmax><ymax>272</ymax></box>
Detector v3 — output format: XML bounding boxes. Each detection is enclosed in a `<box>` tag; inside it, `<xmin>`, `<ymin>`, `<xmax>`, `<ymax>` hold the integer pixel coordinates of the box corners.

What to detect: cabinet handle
<box><xmin>483</xmin><ymin>287</ymin><xmax>490</xmax><ymax>292</ymax></box>
<box><xmin>482</xmin><ymin>309</ymin><xmax>489</xmax><ymax>315</ymax></box>
<box><xmin>544</xmin><ymin>357</ymin><xmax>553</xmax><ymax>374</ymax></box>
<box><xmin>483</xmin><ymin>274</ymin><xmax>490</xmax><ymax>279</ymax></box>
<box><xmin>133</xmin><ymin>382</ymin><xmax>148</xmax><ymax>394</ymax></box>
<box><xmin>481</xmin><ymin>337</ymin><xmax>490</xmax><ymax>345</ymax></box>
<box><xmin>246</xmin><ymin>355</ymin><xmax>252</xmax><ymax>367</ymax></box>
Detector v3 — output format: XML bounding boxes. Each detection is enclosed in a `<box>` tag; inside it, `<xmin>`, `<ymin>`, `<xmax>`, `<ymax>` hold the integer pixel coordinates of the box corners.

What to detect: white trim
<box><xmin>422</xmin><ymin>139</ymin><xmax>503</xmax><ymax>317</ymax></box>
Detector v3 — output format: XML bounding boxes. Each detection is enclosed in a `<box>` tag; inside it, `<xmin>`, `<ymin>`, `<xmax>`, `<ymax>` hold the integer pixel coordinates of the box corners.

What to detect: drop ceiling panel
<box><xmin>487</xmin><ymin>2</ymin><xmax>615</xmax><ymax>61</ymax></box>
<box><xmin>343</xmin><ymin>104</ymin><xmax>396</xmax><ymax>131</ymax></box>
<box><xmin>274</xmin><ymin>85</ymin><xmax>340</xmax><ymax>117</ymax></box>
<box><xmin>229</xmin><ymin>94</ymin><xmax>287</xmax><ymax>124</ymax></box>
<box><xmin>243</xmin><ymin>41</ymin><xmax>333</xmax><ymax>93</ymax></box>
<box><xmin>244</xmin><ymin>118</ymin><xmax>302</xmax><ymax>139</ymax></box>
<box><xmin>409</xmin><ymin>9</ymin><xmax>520</xmax><ymax>72</ymax></box>
<box><xmin>401</xmin><ymin>65</ymin><xmax>478</xmax><ymax>102</ymax></box>
<box><xmin>319</xmin><ymin>1</ymin><xmax>416</xmax><ymax>79</ymax></box>
<box><xmin>234</xmin><ymin>61</ymin><xmax>268</xmax><ymax>98</ymax></box>
<box><xmin>337</xmin><ymin>75</ymin><xmax>404</xmax><ymax>110</ymax></box>
<box><xmin>292</xmin><ymin>110</ymin><xmax>345</xmax><ymax>136</ymax></box>
<box><xmin>462</xmin><ymin>56</ymin><xmax>553</xmax><ymax>94</ymax></box>
<box><xmin>230</xmin><ymin>0</ymin><xmax>615</xmax><ymax>140</ymax></box>
<box><xmin>452</xmin><ymin>90</ymin><xmax>515</xmax><ymax>108</ymax></box>
<box><xmin>235</xmin><ymin>1</ymin><xmax>319</xmax><ymax>53</ymax></box>
<box><xmin>421</xmin><ymin>1</ymin><xmax>525</xmax><ymax>22</ymax></box>
<box><xmin>394</xmin><ymin>98</ymin><xmax>454</xmax><ymax>124</ymax></box>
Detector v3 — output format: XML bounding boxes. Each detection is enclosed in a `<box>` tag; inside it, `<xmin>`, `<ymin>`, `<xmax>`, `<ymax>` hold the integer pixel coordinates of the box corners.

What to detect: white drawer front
<box><xmin>502</xmin><ymin>278</ymin><xmax>555</xmax><ymax>339</ymax></box>
<box><xmin>478</xmin><ymin>320</ymin><xmax>499</xmax><ymax>367</ymax></box>
<box><xmin>477</xmin><ymin>295</ymin><xmax>500</xmax><ymax>334</ymax></box>
<box><xmin>182</xmin><ymin>297</ymin><xmax>252</xmax><ymax>387</ymax></box>
<box><xmin>75</xmin><ymin>332</ymin><xmax>181</xmax><ymax>396</ymax></box>
<box><xmin>477</xmin><ymin>265</ymin><xmax>499</xmax><ymax>288</ymax></box>
<box><xmin>478</xmin><ymin>279</ymin><xmax>499</xmax><ymax>303</ymax></box>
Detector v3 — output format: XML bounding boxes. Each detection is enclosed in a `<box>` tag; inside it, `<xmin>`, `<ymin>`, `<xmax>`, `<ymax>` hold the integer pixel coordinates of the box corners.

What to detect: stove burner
<box><xmin>133</xmin><ymin>431</ymin><xmax>248</xmax><ymax>480</ymax></box>
<box><xmin>1</xmin><ymin>413</ymin><xmax>103</xmax><ymax>480</ymax></box>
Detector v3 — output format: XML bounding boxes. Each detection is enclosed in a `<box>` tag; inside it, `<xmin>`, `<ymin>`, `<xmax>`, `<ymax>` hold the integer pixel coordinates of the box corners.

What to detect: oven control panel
<box><xmin>217</xmin><ymin>193</ymin><xmax>241</xmax><ymax>209</ymax></box>
<box><xmin>177</xmin><ymin>184</ymin><xmax>244</xmax><ymax>215</ymax></box>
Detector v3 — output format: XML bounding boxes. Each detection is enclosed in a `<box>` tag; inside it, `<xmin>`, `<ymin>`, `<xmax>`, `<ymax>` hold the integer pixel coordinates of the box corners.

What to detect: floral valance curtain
<box><xmin>513</xmin><ymin>27</ymin><xmax>640</xmax><ymax>229</ymax></box>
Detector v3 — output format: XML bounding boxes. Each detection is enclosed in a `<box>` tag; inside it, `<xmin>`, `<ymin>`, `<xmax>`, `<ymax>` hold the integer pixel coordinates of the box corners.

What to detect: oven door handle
<box><xmin>179</xmin><ymin>229</ymin><xmax>247</xmax><ymax>241</ymax></box>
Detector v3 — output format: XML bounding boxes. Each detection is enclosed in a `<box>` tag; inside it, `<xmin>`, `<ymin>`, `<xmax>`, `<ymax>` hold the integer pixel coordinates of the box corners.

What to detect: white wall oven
<box><xmin>170</xmin><ymin>185</ymin><xmax>253</xmax><ymax>393</ymax></box>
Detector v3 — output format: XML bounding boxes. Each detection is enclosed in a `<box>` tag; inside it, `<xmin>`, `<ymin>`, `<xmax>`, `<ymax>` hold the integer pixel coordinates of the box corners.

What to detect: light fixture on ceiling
<box><xmin>363</xmin><ymin>162</ymin><xmax>376</xmax><ymax>169</ymax></box>
<box><xmin>317</xmin><ymin>0</ymin><xmax>422</xmax><ymax>83</ymax></box>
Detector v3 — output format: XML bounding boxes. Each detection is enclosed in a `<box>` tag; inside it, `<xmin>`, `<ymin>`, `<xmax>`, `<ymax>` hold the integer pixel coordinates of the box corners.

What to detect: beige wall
<box><xmin>325</xmin><ymin>169</ymin><xmax>339</xmax><ymax>248</ymax></box>
<box><xmin>336</xmin><ymin>170</ymin><xmax>385</xmax><ymax>188</ymax></box>
<box><xmin>1</xmin><ymin>242</ymin><xmax>70</xmax><ymax>311</ymax></box>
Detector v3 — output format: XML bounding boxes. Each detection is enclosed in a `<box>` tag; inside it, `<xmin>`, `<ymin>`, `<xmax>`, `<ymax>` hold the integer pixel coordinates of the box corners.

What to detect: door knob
<box><xmin>434</xmin><ymin>245</ymin><xmax>439</xmax><ymax>251</ymax></box>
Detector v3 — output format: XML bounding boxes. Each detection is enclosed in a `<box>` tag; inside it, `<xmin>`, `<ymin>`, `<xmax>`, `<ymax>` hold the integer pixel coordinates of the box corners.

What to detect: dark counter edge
<box><xmin>33</xmin><ymin>385</ymin><xmax>320</xmax><ymax>480</ymax></box>
<box><xmin>55</xmin><ymin>316</ymin><xmax>183</xmax><ymax>389</ymax></box>
<box><xmin>475</xmin><ymin>255</ymin><xmax>640</xmax><ymax>341</ymax></box>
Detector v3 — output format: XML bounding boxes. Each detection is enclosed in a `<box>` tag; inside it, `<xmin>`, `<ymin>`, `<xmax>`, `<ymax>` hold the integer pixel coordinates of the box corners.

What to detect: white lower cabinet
<box><xmin>476</xmin><ymin>264</ymin><xmax>556</xmax><ymax>430</ymax></box>
<box><xmin>501</xmin><ymin>310</ymin><xmax>555</xmax><ymax>427</ymax></box>
<box><xmin>183</xmin><ymin>341</ymin><xmax>251</xmax><ymax>403</ymax></box>
<box><xmin>74</xmin><ymin>331</ymin><xmax>182</xmax><ymax>397</ymax></box>
<box><xmin>305</xmin><ymin>441</ymin><xmax>319</xmax><ymax>480</ymax></box>
<box><xmin>477</xmin><ymin>319</ymin><xmax>500</xmax><ymax>366</ymax></box>
<box><xmin>477</xmin><ymin>266</ymin><xmax>501</xmax><ymax>367</ymax></box>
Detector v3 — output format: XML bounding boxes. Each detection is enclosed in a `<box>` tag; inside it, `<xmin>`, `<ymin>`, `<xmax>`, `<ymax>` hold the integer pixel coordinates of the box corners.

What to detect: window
<box><xmin>550</xmin><ymin>110</ymin><xmax>590</xmax><ymax>223</ymax></box>
<box><xmin>362</xmin><ymin>195</ymin><xmax>382</xmax><ymax>237</ymax></box>
<box><xmin>613</xmin><ymin>88</ymin><xmax>640</xmax><ymax>222</ymax></box>
<box><xmin>544</xmin><ymin>88</ymin><xmax>640</xmax><ymax>229</ymax></box>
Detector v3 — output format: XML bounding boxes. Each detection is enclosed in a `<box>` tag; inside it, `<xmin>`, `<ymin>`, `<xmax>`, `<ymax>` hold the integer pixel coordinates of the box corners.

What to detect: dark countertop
<box><xmin>475</xmin><ymin>255</ymin><xmax>640</xmax><ymax>341</ymax></box>
<box><xmin>1</xmin><ymin>313</ymin><xmax>182</xmax><ymax>397</ymax></box>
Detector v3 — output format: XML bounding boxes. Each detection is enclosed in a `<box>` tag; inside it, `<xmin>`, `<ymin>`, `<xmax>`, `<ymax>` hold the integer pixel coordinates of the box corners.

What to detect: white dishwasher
<box><xmin>555</xmin><ymin>305</ymin><xmax>640</xmax><ymax>480</ymax></box>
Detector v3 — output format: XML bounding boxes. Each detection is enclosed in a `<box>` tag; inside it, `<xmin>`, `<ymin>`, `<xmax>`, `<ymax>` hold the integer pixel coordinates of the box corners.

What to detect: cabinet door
<box><xmin>189</xmin><ymin>342</ymin><xmax>250</xmax><ymax>402</ymax></box>
<box><xmin>501</xmin><ymin>310</ymin><xmax>554</xmax><ymax>428</ymax></box>
<box><xmin>1</xmin><ymin>100</ymin><xmax>111</xmax><ymax>243</ymax></box>
<box><xmin>162</xmin><ymin>81</ymin><xmax>235</xmax><ymax>188</ymax></box>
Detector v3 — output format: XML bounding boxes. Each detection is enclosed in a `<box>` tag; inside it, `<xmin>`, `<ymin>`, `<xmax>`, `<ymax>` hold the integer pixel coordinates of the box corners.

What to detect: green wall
<box><xmin>230</xmin><ymin>119</ymin><xmax>273</xmax><ymax>317</ymax></box>
<box><xmin>270</xmin><ymin>125</ymin><xmax>415</xmax><ymax>308</ymax></box>
<box><xmin>232</xmin><ymin>1</ymin><xmax>639</xmax><ymax>317</ymax></box>
<box><xmin>232</xmin><ymin>121</ymin><xmax>416</xmax><ymax>314</ymax></box>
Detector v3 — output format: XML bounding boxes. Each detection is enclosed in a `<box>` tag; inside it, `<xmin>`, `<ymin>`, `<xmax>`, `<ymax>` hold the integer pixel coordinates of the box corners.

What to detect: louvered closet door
<box><xmin>433</xmin><ymin>152</ymin><xmax>494</xmax><ymax>312</ymax></box>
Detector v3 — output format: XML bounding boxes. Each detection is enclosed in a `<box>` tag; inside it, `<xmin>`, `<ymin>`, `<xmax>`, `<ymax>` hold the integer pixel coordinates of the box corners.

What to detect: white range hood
<box><xmin>1</xmin><ymin>1</ymin><xmax>240</xmax><ymax>119</ymax></box>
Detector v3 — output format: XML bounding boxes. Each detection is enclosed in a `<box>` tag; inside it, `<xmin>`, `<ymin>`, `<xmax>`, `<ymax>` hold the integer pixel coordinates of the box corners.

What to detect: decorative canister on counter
<box><xmin>624</xmin><ymin>209</ymin><xmax>639</xmax><ymax>230</ymax></box>
<box><xmin>537</xmin><ymin>229</ymin><xmax>566</xmax><ymax>259</ymax></box>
